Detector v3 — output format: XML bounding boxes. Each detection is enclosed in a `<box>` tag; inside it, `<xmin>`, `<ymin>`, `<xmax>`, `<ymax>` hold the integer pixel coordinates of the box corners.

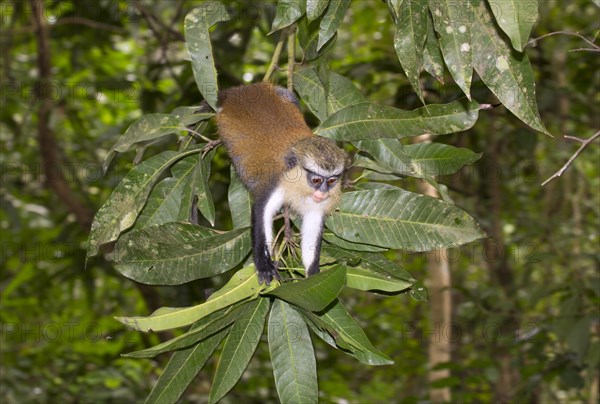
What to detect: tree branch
<box><xmin>30</xmin><ymin>0</ymin><xmax>95</xmax><ymax>229</ymax></box>
<box><xmin>542</xmin><ymin>130</ymin><xmax>600</xmax><ymax>186</ymax></box>
<box><xmin>526</xmin><ymin>30</ymin><xmax>600</xmax><ymax>50</ymax></box>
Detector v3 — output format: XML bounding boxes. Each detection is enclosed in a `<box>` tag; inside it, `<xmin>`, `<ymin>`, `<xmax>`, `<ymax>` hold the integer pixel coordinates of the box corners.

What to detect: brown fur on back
<box><xmin>216</xmin><ymin>82</ymin><xmax>313</xmax><ymax>196</ymax></box>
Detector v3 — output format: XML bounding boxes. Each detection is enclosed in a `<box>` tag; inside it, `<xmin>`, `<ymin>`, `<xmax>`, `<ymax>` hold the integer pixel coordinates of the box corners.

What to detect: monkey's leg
<box><xmin>252</xmin><ymin>189</ymin><xmax>284</xmax><ymax>285</ymax></box>
<box><xmin>301</xmin><ymin>211</ymin><xmax>324</xmax><ymax>277</ymax></box>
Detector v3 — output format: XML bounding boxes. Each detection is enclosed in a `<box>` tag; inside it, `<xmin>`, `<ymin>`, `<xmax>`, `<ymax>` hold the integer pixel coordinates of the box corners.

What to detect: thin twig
<box><xmin>541</xmin><ymin>130</ymin><xmax>600</xmax><ymax>187</ymax></box>
<box><xmin>287</xmin><ymin>26</ymin><xmax>296</xmax><ymax>90</ymax></box>
<box><xmin>526</xmin><ymin>30</ymin><xmax>600</xmax><ymax>49</ymax></box>
<box><xmin>263</xmin><ymin>29</ymin><xmax>288</xmax><ymax>82</ymax></box>
<box><xmin>569</xmin><ymin>48</ymin><xmax>600</xmax><ymax>53</ymax></box>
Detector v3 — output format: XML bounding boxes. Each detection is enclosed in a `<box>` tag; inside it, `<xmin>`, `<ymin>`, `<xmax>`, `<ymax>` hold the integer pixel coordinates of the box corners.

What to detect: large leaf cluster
<box><xmin>84</xmin><ymin>0</ymin><xmax>551</xmax><ymax>402</ymax></box>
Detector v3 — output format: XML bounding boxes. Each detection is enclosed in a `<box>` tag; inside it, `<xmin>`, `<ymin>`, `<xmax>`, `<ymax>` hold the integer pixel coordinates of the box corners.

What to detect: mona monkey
<box><xmin>216</xmin><ymin>82</ymin><xmax>348</xmax><ymax>285</ymax></box>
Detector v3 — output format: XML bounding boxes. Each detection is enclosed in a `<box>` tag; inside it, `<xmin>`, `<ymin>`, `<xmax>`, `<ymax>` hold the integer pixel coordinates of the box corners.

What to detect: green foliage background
<box><xmin>1</xmin><ymin>0</ymin><xmax>599</xmax><ymax>403</ymax></box>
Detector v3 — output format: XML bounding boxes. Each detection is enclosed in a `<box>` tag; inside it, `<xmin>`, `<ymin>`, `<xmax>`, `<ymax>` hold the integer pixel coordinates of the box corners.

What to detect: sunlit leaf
<box><xmin>228</xmin><ymin>169</ymin><xmax>251</xmax><ymax>228</ymax></box>
<box><xmin>307</xmin><ymin>0</ymin><xmax>329</xmax><ymax>21</ymax></box>
<box><xmin>116</xmin><ymin>266</ymin><xmax>262</xmax><ymax>332</ymax></box>
<box><xmin>423</xmin><ymin>9</ymin><xmax>445</xmax><ymax>83</ymax></box>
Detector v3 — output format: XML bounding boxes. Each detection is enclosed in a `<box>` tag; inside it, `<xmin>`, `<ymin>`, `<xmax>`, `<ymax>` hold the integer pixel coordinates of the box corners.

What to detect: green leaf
<box><xmin>176</xmin><ymin>155</ymin><xmax>201</xmax><ymax>222</ymax></box>
<box><xmin>306</xmin><ymin>0</ymin><xmax>329</xmax><ymax>21</ymax></box>
<box><xmin>410</xmin><ymin>280</ymin><xmax>429</xmax><ymax>301</ymax></box>
<box><xmin>228</xmin><ymin>169</ymin><xmax>251</xmax><ymax>228</ymax></box>
<box><xmin>471</xmin><ymin>0</ymin><xmax>548</xmax><ymax>134</ymax></box>
<box><xmin>209</xmin><ymin>298</ymin><xmax>270</xmax><ymax>403</ymax></box>
<box><xmin>103</xmin><ymin>114</ymin><xmax>182</xmax><ymax>173</ymax></box>
<box><xmin>171</xmin><ymin>106</ymin><xmax>214</xmax><ymax>126</ymax></box>
<box><xmin>594</xmin><ymin>0</ymin><xmax>600</xmax><ymax>7</ymax></box>
<box><xmin>113</xmin><ymin>224</ymin><xmax>250</xmax><ymax>285</ymax></box>
<box><xmin>125</xmin><ymin>303</ymin><xmax>247</xmax><ymax>358</ymax></box>
<box><xmin>323</xmin><ymin>231</ymin><xmax>388</xmax><ymax>252</ymax></box>
<box><xmin>266</xmin><ymin>265</ymin><xmax>346</xmax><ymax>312</ymax></box>
<box><xmin>195</xmin><ymin>148</ymin><xmax>216</xmax><ymax>226</ymax></box>
<box><xmin>270</xmin><ymin>0</ymin><xmax>306</xmax><ymax>33</ymax></box>
<box><xmin>315</xmin><ymin>100</ymin><xmax>479</xmax><ymax>141</ymax></box>
<box><xmin>322</xmin><ymin>246</ymin><xmax>414</xmax><ymax>292</ymax></box>
<box><xmin>137</xmin><ymin>156</ymin><xmax>198</xmax><ymax>228</ymax></box>
<box><xmin>88</xmin><ymin>150</ymin><xmax>193</xmax><ymax>258</ymax></box>
<box><xmin>326</xmin><ymin>189</ymin><xmax>486</xmax><ymax>251</ymax></box>
<box><xmin>144</xmin><ymin>327</ymin><xmax>229</xmax><ymax>404</ymax></box>
<box><xmin>268</xmin><ymin>300</ymin><xmax>318</xmax><ymax>404</ymax></box>
<box><xmin>356</xmin><ymin>139</ymin><xmax>481</xmax><ymax>179</ymax></box>
<box><xmin>317</xmin><ymin>0</ymin><xmax>350</xmax><ymax>50</ymax></box>
<box><xmin>427</xmin><ymin>0</ymin><xmax>473</xmax><ymax>98</ymax></box>
<box><xmin>184</xmin><ymin>3</ymin><xmax>230</xmax><ymax>110</ymax></box>
<box><xmin>302</xmin><ymin>312</ymin><xmax>393</xmax><ymax>366</ymax></box>
<box><xmin>306</xmin><ymin>299</ymin><xmax>393</xmax><ymax>364</ymax></box>
<box><xmin>488</xmin><ymin>0</ymin><xmax>538</xmax><ymax>52</ymax></box>
<box><xmin>423</xmin><ymin>9</ymin><xmax>445</xmax><ymax>83</ymax></box>
<box><xmin>393</xmin><ymin>0</ymin><xmax>427</xmax><ymax>104</ymax></box>
<box><xmin>298</xmin><ymin>16</ymin><xmax>337</xmax><ymax>61</ymax></box>
<box><xmin>294</xmin><ymin>68</ymin><xmax>366</xmax><ymax>121</ymax></box>
<box><xmin>116</xmin><ymin>266</ymin><xmax>262</xmax><ymax>331</ymax></box>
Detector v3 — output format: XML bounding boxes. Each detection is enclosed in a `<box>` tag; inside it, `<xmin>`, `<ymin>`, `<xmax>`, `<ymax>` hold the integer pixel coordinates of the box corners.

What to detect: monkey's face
<box><xmin>306</xmin><ymin>170</ymin><xmax>340</xmax><ymax>203</ymax></box>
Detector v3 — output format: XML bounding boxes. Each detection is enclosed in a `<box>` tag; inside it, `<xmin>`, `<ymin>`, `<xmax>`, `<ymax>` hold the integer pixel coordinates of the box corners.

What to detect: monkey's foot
<box><xmin>202</xmin><ymin>139</ymin><xmax>222</xmax><ymax>157</ymax></box>
<box><xmin>257</xmin><ymin>260</ymin><xmax>281</xmax><ymax>286</ymax></box>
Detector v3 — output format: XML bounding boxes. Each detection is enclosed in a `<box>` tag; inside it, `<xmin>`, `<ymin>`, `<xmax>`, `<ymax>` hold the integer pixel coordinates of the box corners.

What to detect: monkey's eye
<box><xmin>311</xmin><ymin>176</ymin><xmax>323</xmax><ymax>186</ymax></box>
<box><xmin>326</xmin><ymin>178</ymin><xmax>338</xmax><ymax>187</ymax></box>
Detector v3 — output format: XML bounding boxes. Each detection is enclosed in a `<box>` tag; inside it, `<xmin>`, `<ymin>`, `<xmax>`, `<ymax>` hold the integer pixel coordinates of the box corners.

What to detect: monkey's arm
<box><xmin>301</xmin><ymin>210</ymin><xmax>325</xmax><ymax>277</ymax></box>
<box><xmin>252</xmin><ymin>188</ymin><xmax>284</xmax><ymax>285</ymax></box>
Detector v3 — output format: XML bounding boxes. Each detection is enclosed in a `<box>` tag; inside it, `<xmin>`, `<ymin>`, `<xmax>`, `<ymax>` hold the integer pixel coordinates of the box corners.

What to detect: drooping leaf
<box><xmin>393</xmin><ymin>0</ymin><xmax>428</xmax><ymax>104</ymax></box>
<box><xmin>427</xmin><ymin>0</ymin><xmax>473</xmax><ymax>98</ymax></box>
<box><xmin>298</xmin><ymin>15</ymin><xmax>337</xmax><ymax>61</ymax></box>
<box><xmin>410</xmin><ymin>280</ymin><xmax>429</xmax><ymax>301</ymax></box>
<box><xmin>317</xmin><ymin>0</ymin><xmax>350</xmax><ymax>50</ymax></box>
<box><xmin>322</xmin><ymin>245</ymin><xmax>414</xmax><ymax>292</ymax></box>
<box><xmin>137</xmin><ymin>155</ymin><xmax>198</xmax><ymax>228</ymax></box>
<box><xmin>195</xmin><ymin>148</ymin><xmax>216</xmax><ymax>226</ymax></box>
<box><xmin>116</xmin><ymin>266</ymin><xmax>262</xmax><ymax>332</ymax></box>
<box><xmin>184</xmin><ymin>3</ymin><xmax>230</xmax><ymax>110</ymax></box>
<box><xmin>209</xmin><ymin>298</ymin><xmax>270</xmax><ymax>403</ymax></box>
<box><xmin>305</xmin><ymin>299</ymin><xmax>393</xmax><ymax>364</ymax></box>
<box><xmin>88</xmin><ymin>150</ymin><xmax>193</xmax><ymax>258</ymax></box>
<box><xmin>423</xmin><ymin>9</ymin><xmax>445</xmax><ymax>83</ymax></box>
<box><xmin>113</xmin><ymin>223</ymin><xmax>250</xmax><ymax>285</ymax></box>
<box><xmin>144</xmin><ymin>327</ymin><xmax>229</xmax><ymax>404</ymax></box>
<box><xmin>306</xmin><ymin>0</ymin><xmax>329</xmax><ymax>21</ymax></box>
<box><xmin>268</xmin><ymin>300</ymin><xmax>318</xmax><ymax>404</ymax></box>
<box><xmin>302</xmin><ymin>311</ymin><xmax>393</xmax><ymax>366</ymax></box>
<box><xmin>125</xmin><ymin>303</ymin><xmax>247</xmax><ymax>358</ymax></box>
<box><xmin>471</xmin><ymin>0</ymin><xmax>548</xmax><ymax>134</ymax></box>
<box><xmin>315</xmin><ymin>100</ymin><xmax>479</xmax><ymax>141</ymax></box>
<box><xmin>228</xmin><ymin>169</ymin><xmax>251</xmax><ymax>228</ymax></box>
<box><xmin>487</xmin><ymin>0</ymin><xmax>538</xmax><ymax>52</ymax></box>
<box><xmin>326</xmin><ymin>189</ymin><xmax>486</xmax><ymax>251</ymax></box>
<box><xmin>103</xmin><ymin>114</ymin><xmax>182</xmax><ymax>172</ymax></box>
<box><xmin>266</xmin><ymin>265</ymin><xmax>346</xmax><ymax>312</ymax></box>
<box><xmin>270</xmin><ymin>0</ymin><xmax>306</xmax><ymax>33</ymax></box>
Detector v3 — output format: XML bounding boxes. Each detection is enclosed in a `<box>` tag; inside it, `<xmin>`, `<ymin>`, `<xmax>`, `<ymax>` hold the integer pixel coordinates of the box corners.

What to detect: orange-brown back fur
<box><xmin>216</xmin><ymin>82</ymin><xmax>313</xmax><ymax>196</ymax></box>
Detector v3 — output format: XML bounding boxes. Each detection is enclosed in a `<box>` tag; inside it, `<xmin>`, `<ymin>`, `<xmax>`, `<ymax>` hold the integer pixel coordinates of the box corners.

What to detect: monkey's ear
<box><xmin>274</xmin><ymin>86</ymin><xmax>300</xmax><ymax>107</ymax></box>
<box><xmin>284</xmin><ymin>150</ymin><xmax>297</xmax><ymax>169</ymax></box>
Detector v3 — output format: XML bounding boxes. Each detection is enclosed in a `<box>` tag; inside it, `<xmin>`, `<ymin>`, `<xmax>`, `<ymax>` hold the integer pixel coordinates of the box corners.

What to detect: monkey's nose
<box><xmin>312</xmin><ymin>191</ymin><xmax>328</xmax><ymax>202</ymax></box>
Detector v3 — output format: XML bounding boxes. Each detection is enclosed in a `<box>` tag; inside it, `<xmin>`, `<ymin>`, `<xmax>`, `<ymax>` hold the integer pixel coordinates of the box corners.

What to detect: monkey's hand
<box><xmin>255</xmin><ymin>246</ymin><xmax>281</xmax><ymax>285</ymax></box>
